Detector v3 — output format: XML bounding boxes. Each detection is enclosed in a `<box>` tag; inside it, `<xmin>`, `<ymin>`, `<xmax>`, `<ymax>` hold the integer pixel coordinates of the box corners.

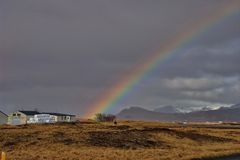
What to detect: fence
<box><xmin>1</xmin><ymin>152</ymin><xmax>6</xmax><ymax>160</ymax></box>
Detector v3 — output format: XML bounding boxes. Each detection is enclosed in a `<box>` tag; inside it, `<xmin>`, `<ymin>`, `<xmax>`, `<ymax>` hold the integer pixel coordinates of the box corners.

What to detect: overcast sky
<box><xmin>0</xmin><ymin>0</ymin><xmax>240</xmax><ymax>115</ymax></box>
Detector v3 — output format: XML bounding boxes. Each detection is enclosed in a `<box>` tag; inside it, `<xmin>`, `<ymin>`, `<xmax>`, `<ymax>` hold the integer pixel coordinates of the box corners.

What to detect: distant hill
<box><xmin>154</xmin><ymin>105</ymin><xmax>216</xmax><ymax>114</ymax></box>
<box><xmin>229</xmin><ymin>103</ymin><xmax>240</xmax><ymax>109</ymax></box>
<box><xmin>117</xmin><ymin>106</ymin><xmax>177</xmax><ymax>122</ymax></box>
<box><xmin>199</xmin><ymin>106</ymin><xmax>213</xmax><ymax>111</ymax></box>
<box><xmin>117</xmin><ymin>104</ymin><xmax>240</xmax><ymax>122</ymax></box>
<box><xmin>154</xmin><ymin>106</ymin><xmax>180</xmax><ymax>114</ymax></box>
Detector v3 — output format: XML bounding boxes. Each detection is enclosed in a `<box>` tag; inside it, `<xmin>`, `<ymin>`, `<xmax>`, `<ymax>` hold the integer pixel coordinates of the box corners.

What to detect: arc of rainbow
<box><xmin>85</xmin><ymin>2</ymin><xmax>240</xmax><ymax>118</ymax></box>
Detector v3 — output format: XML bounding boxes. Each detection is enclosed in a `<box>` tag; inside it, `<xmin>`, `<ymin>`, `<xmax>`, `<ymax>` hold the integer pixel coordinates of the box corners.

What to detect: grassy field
<box><xmin>0</xmin><ymin>121</ymin><xmax>240</xmax><ymax>160</ymax></box>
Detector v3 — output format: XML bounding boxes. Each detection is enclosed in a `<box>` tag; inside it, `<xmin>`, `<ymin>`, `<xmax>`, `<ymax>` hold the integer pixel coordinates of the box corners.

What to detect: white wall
<box><xmin>0</xmin><ymin>112</ymin><xmax>7</xmax><ymax>125</ymax></box>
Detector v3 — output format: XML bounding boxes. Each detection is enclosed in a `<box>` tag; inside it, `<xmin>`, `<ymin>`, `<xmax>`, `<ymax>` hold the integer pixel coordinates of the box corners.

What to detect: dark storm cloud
<box><xmin>156</xmin><ymin>38</ymin><xmax>240</xmax><ymax>78</ymax></box>
<box><xmin>124</xmin><ymin>38</ymin><xmax>240</xmax><ymax>109</ymax></box>
<box><xmin>0</xmin><ymin>0</ymin><xmax>239</xmax><ymax>115</ymax></box>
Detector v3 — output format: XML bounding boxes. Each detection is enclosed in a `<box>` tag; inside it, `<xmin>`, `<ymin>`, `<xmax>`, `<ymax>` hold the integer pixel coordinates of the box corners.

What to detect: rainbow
<box><xmin>84</xmin><ymin>2</ymin><xmax>240</xmax><ymax>118</ymax></box>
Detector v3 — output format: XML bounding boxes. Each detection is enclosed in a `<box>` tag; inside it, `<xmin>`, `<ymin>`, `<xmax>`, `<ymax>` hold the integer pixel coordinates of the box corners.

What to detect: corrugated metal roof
<box><xmin>42</xmin><ymin>112</ymin><xmax>75</xmax><ymax>116</ymax></box>
<box><xmin>15</xmin><ymin>111</ymin><xmax>75</xmax><ymax>116</ymax></box>
<box><xmin>0</xmin><ymin>111</ymin><xmax>7</xmax><ymax>116</ymax></box>
<box><xmin>18</xmin><ymin>110</ymin><xmax>40</xmax><ymax>115</ymax></box>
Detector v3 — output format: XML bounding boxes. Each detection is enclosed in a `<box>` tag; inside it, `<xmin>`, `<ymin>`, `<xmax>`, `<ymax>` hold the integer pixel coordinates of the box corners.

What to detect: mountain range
<box><xmin>117</xmin><ymin>104</ymin><xmax>240</xmax><ymax>122</ymax></box>
<box><xmin>153</xmin><ymin>106</ymin><xmax>181</xmax><ymax>114</ymax></box>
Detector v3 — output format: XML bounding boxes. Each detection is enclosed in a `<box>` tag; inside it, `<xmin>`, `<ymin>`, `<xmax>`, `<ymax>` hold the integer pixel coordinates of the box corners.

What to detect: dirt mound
<box><xmin>140</xmin><ymin>127</ymin><xmax>235</xmax><ymax>142</ymax></box>
<box><xmin>108</xmin><ymin>125</ymin><xmax>131</xmax><ymax>130</ymax></box>
<box><xmin>87</xmin><ymin>130</ymin><xmax>165</xmax><ymax>149</ymax></box>
<box><xmin>86</xmin><ymin>126</ymin><xmax>235</xmax><ymax>149</ymax></box>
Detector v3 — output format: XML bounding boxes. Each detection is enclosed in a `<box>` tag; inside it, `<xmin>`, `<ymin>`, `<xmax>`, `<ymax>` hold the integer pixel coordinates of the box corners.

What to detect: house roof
<box><xmin>42</xmin><ymin>112</ymin><xmax>75</xmax><ymax>116</ymax></box>
<box><xmin>0</xmin><ymin>111</ymin><xmax>7</xmax><ymax>117</ymax></box>
<box><xmin>16</xmin><ymin>110</ymin><xmax>75</xmax><ymax>116</ymax></box>
<box><xmin>18</xmin><ymin>110</ymin><xmax>40</xmax><ymax>115</ymax></box>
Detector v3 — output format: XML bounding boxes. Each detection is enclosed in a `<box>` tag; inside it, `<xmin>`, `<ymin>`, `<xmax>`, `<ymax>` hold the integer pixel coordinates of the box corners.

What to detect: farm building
<box><xmin>8</xmin><ymin>110</ymin><xmax>76</xmax><ymax>125</ymax></box>
<box><xmin>27</xmin><ymin>114</ymin><xmax>56</xmax><ymax>124</ymax></box>
<box><xmin>28</xmin><ymin>113</ymin><xmax>76</xmax><ymax>124</ymax></box>
<box><xmin>43</xmin><ymin>112</ymin><xmax>76</xmax><ymax>123</ymax></box>
<box><xmin>8</xmin><ymin>110</ymin><xmax>40</xmax><ymax>125</ymax></box>
<box><xmin>0</xmin><ymin>111</ymin><xmax>8</xmax><ymax>125</ymax></box>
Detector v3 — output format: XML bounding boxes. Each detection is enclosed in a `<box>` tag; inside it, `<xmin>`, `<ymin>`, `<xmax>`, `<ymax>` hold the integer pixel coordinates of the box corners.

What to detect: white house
<box><xmin>27</xmin><ymin>114</ymin><xmax>56</xmax><ymax>124</ymax></box>
<box><xmin>8</xmin><ymin>110</ymin><xmax>40</xmax><ymax>125</ymax></box>
<box><xmin>42</xmin><ymin>112</ymin><xmax>76</xmax><ymax>123</ymax></box>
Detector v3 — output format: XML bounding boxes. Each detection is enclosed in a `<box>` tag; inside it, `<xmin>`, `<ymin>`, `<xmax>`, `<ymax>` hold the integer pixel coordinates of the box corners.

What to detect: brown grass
<box><xmin>0</xmin><ymin>121</ymin><xmax>240</xmax><ymax>160</ymax></box>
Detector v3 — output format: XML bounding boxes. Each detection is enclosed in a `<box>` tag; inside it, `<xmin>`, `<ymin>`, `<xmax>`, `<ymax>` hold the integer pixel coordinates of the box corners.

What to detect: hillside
<box><xmin>154</xmin><ymin>105</ymin><xmax>181</xmax><ymax>114</ymax></box>
<box><xmin>1</xmin><ymin>122</ymin><xmax>240</xmax><ymax>160</ymax></box>
<box><xmin>117</xmin><ymin>106</ymin><xmax>240</xmax><ymax>122</ymax></box>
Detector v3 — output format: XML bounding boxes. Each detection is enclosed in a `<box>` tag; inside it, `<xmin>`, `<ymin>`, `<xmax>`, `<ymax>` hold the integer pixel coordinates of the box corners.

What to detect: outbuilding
<box><xmin>27</xmin><ymin>114</ymin><xmax>56</xmax><ymax>124</ymax></box>
<box><xmin>8</xmin><ymin>110</ymin><xmax>40</xmax><ymax>125</ymax></box>
<box><xmin>43</xmin><ymin>112</ymin><xmax>76</xmax><ymax>123</ymax></box>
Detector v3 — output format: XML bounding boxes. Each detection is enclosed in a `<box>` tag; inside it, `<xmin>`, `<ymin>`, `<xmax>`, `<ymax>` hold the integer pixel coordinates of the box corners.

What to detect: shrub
<box><xmin>94</xmin><ymin>113</ymin><xmax>116</xmax><ymax>122</ymax></box>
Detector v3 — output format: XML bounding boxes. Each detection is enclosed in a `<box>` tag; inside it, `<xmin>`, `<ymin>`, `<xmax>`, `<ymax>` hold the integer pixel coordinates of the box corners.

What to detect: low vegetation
<box><xmin>94</xmin><ymin>113</ymin><xmax>116</xmax><ymax>122</ymax></box>
<box><xmin>0</xmin><ymin>121</ymin><xmax>240</xmax><ymax>160</ymax></box>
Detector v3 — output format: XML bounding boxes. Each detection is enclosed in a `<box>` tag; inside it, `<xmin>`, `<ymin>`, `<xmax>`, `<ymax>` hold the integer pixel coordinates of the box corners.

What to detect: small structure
<box><xmin>27</xmin><ymin>114</ymin><xmax>56</xmax><ymax>124</ymax></box>
<box><xmin>8</xmin><ymin>110</ymin><xmax>40</xmax><ymax>125</ymax></box>
<box><xmin>43</xmin><ymin>112</ymin><xmax>76</xmax><ymax>123</ymax></box>
<box><xmin>0</xmin><ymin>111</ymin><xmax>8</xmax><ymax>125</ymax></box>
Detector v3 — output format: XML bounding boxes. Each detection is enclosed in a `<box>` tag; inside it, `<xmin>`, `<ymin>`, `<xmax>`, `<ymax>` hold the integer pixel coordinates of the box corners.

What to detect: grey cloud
<box><xmin>163</xmin><ymin>77</ymin><xmax>226</xmax><ymax>91</ymax></box>
<box><xmin>0</xmin><ymin>0</ymin><xmax>239</xmax><ymax>115</ymax></box>
<box><xmin>153</xmin><ymin>38</ymin><xmax>240</xmax><ymax>79</ymax></box>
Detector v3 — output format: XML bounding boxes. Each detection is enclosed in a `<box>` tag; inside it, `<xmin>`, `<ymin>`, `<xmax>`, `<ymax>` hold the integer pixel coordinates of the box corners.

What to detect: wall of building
<box><xmin>0</xmin><ymin>112</ymin><xmax>7</xmax><ymax>125</ymax></box>
<box><xmin>69</xmin><ymin>116</ymin><xmax>76</xmax><ymax>122</ymax></box>
<box><xmin>8</xmin><ymin>112</ymin><xmax>29</xmax><ymax>125</ymax></box>
<box><xmin>56</xmin><ymin>115</ymin><xmax>76</xmax><ymax>122</ymax></box>
<box><xmin>28</xmin><ymin>114</ymin><xmax>57</xmax><ymax>124</ymax></box>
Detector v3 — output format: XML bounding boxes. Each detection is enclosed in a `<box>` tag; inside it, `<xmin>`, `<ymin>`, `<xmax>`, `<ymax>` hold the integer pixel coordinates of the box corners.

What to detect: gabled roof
<box><xmin>0</xmin><ymin>111</ymin><xmax>7</xmax><ymax>117</ymax></box>
<box><xmin>18</xmin><ymin>110</ymin><xmax>40</xmax><ymax>115</ymax></box>
<box><xmin>16</xmin><ymin>111</ymin><xmax>75</xmax><ymax>116</ymax></box>
<box><xmin>42</xmin><ymin>112</ymin><xmax>75</xmax><ymax>116</ymax></box>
